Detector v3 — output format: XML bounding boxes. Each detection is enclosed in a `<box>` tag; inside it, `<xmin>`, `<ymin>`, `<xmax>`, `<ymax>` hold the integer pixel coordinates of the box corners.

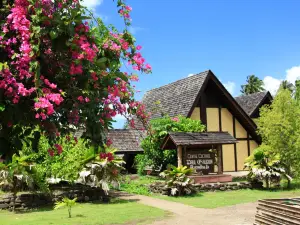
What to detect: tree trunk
<box><xmin>265</xmin><ymin>177</ymin><xmax>270</xmax><ymax>189</ymax></box>
<box><xmin>68</xmin><ymin>207</ymin><xmax>71</xmax><ymax>218</ymax></box>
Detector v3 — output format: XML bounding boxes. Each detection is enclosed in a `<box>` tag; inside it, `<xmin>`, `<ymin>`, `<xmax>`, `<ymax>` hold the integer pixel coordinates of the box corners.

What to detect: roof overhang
<box><xmin>161</xmin><ymin>132</ymin><xmax>237</xmax><ymax>150</ymax></box>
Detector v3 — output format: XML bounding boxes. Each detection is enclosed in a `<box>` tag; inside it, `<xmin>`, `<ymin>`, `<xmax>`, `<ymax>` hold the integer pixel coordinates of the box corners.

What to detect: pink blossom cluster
<box><xmin>118</xmin><ymin>5</ymin><xmax>132</xmax><ymax>24</ymax></box>
<box><xmin>68</xmin><ymin>109</ymin><xmax>80</xmax><ymax>125</ymax></box>
<box><xmin>34</xmin><ymin>93</ymin><xmax>63</xmax><ymax>119</ymax></box>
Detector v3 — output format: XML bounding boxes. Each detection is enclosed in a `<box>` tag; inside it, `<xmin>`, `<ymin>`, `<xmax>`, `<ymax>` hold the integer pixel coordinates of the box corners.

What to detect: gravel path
<box><xmin>113</xmin><ymin>192</ymin><xmax>257</xmax><ymax>225</ymax></box>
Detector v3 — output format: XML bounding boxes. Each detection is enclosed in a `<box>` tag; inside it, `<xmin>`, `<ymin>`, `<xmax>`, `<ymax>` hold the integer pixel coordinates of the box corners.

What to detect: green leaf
<box><xmin>0</xmin><ymin>104</ymin><xmax>5</xmax><ymax>112</ymax></box>
<box><xmin>50</xmin><ymin>31</ymin><xmax>58</xmax><ymax>40</ymax></box>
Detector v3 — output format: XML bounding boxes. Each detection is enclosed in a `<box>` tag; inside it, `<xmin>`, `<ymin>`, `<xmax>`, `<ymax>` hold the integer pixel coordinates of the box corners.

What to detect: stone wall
<box><xmin>149</xmin><ymin>181</ymin><xmax>252</xmax><ymax>195</ymax></box>
<box><xmin>0</xmin><ymin>184</ymin><xmax>108</xmax><ymax>210</ymax></box>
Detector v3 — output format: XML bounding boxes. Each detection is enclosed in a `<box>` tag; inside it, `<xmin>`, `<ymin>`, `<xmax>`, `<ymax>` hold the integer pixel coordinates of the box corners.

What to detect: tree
<box><xmin>0</xmin><ymin>0</ymin><xmax>151</xmax><ymax>159</ymax></box>
<box><xmin>279</xmin><ymin>80</ymin><xmax>294</xmax><ymax>93</ymax></box>
<box><xmin>257</xmin><ymin>89</ymin><xmax>300</xmax><ymax>187</ymax></box>
<box><xmin>241</xmin><ymin>75</ymin><xmax>265</xmax><ymax>95</ymax></box>
<box><xmin>135</xmin><ymin>115</ymin><xmax>206</xmax><ymax>174</ymax></box>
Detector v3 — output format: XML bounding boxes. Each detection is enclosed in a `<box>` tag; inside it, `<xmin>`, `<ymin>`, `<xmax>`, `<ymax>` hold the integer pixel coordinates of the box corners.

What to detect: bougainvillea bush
<box><xmin>0</xmin><ymin>0</ymin><xmax>151</xmax><ymax>160</ymax></box>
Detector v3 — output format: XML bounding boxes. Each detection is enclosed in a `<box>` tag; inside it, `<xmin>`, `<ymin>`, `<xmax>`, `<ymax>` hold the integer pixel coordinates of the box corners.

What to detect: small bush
<box><xmin>160</xmin><ymin>165</ymin><xmax>196</xmax><ymax>196</ymax></box>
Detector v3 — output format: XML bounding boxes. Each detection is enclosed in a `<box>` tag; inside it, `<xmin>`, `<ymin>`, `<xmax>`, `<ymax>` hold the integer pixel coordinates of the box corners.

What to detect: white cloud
<box><xmin>81</xmin><ymin>0</ymin><xmax>103</xmax><ymax>9</ymax></box>
<box><xmin>263</xmin><ymin>76</ymin><xmax>282</xmax><ymax>96</ymax></box>
<box><xmin>223</xmin><ymin>81</ymin><xmax>236</xmax><ymax>95</ymax></box>
<box><xmin>187</xmin><ymin>73</ymin><xmax>195</xmax><ymax>77</ymax></box>
<box><xmin>112</xmin><ymin>114</ymin><xmax>126</xmax><ymax>129</ymax></box>
<box><xmin>128</xmin><ymin>26</ymin><xmax>145</xmax><ymax>35</ymax></box>
<box><xmin>263</xmin><ymin>65</ymin><xmax>300</xmax><ymax>96</ymax></box>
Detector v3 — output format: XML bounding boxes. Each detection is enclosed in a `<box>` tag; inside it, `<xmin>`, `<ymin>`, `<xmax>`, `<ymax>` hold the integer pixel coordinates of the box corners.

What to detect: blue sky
<box><xmin>83</xmin><ymin>0</ymin><xmax>300</xmax><ymax>128</ymax></box>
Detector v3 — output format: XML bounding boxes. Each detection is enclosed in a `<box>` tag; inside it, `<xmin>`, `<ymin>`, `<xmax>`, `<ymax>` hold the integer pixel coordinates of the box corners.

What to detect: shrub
<box><xmin>244</xmin><ymin>145</ymin><xmax>292</xmax><ymax>189</ymax></box>
<box><xmin>137</xmin><ymin>115</ymin><xmax>205</xmax><ymax>172</ymax></box>
<box><xmin>160</xmin><ymin>165</ymin><xmax>196</xmax><ymax>196</ymax></box>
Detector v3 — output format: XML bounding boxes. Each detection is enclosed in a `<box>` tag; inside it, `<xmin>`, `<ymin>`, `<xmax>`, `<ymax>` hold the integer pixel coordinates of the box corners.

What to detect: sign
<box><xmin>184</xmin><ymin>149</ymin><xmax>214</xmax><ymax>175</ymax></box>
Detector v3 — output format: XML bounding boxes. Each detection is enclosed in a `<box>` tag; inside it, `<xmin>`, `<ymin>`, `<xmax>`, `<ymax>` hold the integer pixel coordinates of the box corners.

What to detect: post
<box><xmin>177</xmin><ymin>145</ymin><xmax>183</xmax><ymax>167</ymax></box>
<box><xmin>217</xmin><ymin>145</ymin><xmax>223</xmax><ymax>174</ymax></box>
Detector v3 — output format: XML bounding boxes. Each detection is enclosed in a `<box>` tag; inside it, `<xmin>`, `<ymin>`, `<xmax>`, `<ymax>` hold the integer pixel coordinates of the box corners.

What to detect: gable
<box><xmin>235</xmin><ymin>91</ymin><xmax>273</xmax><ymax>118</ymax></box>
<box><xmin>142</xmin><ymin>71</ymin><xmax>209</xmax><ymax>118</ymax></box>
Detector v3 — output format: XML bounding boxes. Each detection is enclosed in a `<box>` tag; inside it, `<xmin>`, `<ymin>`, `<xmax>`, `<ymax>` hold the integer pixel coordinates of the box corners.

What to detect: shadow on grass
<box><xmin>12</xmin><ymin>197</ymin><xmax>139</xmax><ymax>215</ymax></box>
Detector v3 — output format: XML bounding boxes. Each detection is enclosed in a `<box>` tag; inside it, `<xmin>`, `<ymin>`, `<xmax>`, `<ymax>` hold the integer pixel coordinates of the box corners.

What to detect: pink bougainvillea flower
<box><xmin>171</xmin><ymin>117</ymin><xmax>179</xmax><ymax>122</ymax></box>
<box><xmin>48</xmin><ymin>149</ymin><xmax>54</xmax><ymax>157</ymax></box>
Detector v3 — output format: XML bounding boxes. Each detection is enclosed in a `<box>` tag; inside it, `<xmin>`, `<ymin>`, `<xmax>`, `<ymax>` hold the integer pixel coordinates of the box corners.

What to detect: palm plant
<box><xmin>78</xmin><ymin>147</ymin><xmax>124</xmax><ymax>195</ymax></box>
<box><xmin>0</xmin><ymin>152</ymin><xmax>35</xmax><ymax>211</ymax></box>
<box><xmin>160</xmin><ymin>165</ymin><xmax>195</xmax><ymax>196</ymax></box>
<box><xmin>279</xmin><ymin>80</ymin><xmax>294</xmax><ymax>93</ymax></box>
<box><xmin>54</xmin><ymin>197</ymin><xmax>77</xmax><ymax>218</ymax></box>
<box><xmin>244</xmin><ymin>145</ymin><xmax>292</xmax><ymax>189</ymax></box>
<box><xmin>241</xmin><ymin>75</ymin><xmax>265</xmax><ymax>95</ymax></box>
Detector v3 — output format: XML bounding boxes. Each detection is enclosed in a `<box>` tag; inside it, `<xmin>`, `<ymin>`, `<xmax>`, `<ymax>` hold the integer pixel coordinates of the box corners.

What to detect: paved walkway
<box><xmin>113</xmin><ymin>192</ymin><xmax>257</xmax><ymax>225</ymax></box>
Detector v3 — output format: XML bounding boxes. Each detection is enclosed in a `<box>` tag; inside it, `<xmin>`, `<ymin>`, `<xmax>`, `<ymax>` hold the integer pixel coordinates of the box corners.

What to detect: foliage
<box><xmin>257</xmin><ymin>89</ymin><xmax>300</xmax><ymax>186</ymax></box>
<box><xmin>0</xmin><ymin>200</ymin><xmax>167</xmax><ymax>225</ymax></box>
<box><xmin>120</xmin><ymin>175</ymin><xmax>163</xmax><ymax>195</ymax></box>
<box><xmin>279</xmin><ymin>80</ymin><xmax>294</xmax><ymax>93</ymax></box>
<box><xmin>244</xmin><ymin>145</ymin><xmax>292</xmax><ymax>188</ymax></box>
<box><xmin>22</xmin><ymin>135</ymin><xmax>91</xmax><ymax>182</ymax></box>
<box><xmin>78</xmin><ymin>147</ymin><xmax>124</xmax><ymax>194</ymax></box>
<box><xmin>241</xmin><ymin>75</ymin><xmax>265</xmax><ymax>95</ymax></box>
<box><xmin>0</xmin><ymin>0</ymin><xmax>151</xmax><ymax>160</ymax></box>
<box><xmin>0</xmin><ymin>153</ymin><xmax>43</xmax><ymax>211</ymax></box>
<box><xmin>160</xmin><ymin>165</ymin><xmax>195</xmax><ymax>196</ymax></box>
<box><xmin>136</xmin><ymin>115</ymin><xmax>205</xmax><ymax>174</ymax></box>
<box><xmin>54</xmin><ymin>197</ymin><xmax>77</xmax><ymax>218</ymax></box>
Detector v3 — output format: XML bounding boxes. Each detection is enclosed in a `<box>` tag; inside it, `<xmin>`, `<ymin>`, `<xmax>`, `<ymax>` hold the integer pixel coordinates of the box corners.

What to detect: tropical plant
<box><xmin>54</xmin><ymin>197</ymin><xmax>77</xmax><ymax>218</ymax></box>
<box><xmin>160</xmin><ymin>165</ymin><xmax>195</xmax><ymax>196</ymax></box>
<box><xmin>78</xmin><ymin>147</ymin><xmax>124</xmax><ymax>195</ymax></box>
<box><xmin>0</xmin><ymin>153</ymin><xmax>37</xmax><ymax>211</ymax></box>
<box><xmin>257</xmin><ymin>89</ymin><xmax>300</xmax><ymax>187</ymax></box>
<box><xmin>244</xmin><ymin>145</ymin><xmax>292</xmax><ymax>189</ymax></box>
<box><xmin>241</xmin><ymin>75</ymin><xmax>265</xmax><ymax>95</ymax></box>
<box><xmin>0</xmin><ymin>0</ymin><xmax>151</xmax><ymax>160</ymax></box>
<box><xmin>136</xmin><ymin>115</ymin><xmax>205</xmax><ymax>174</ymax></box>
<box><xmin>279</xmin><ymin>80</ymin><xmax>294</xmax><ymax>93</ymax></box>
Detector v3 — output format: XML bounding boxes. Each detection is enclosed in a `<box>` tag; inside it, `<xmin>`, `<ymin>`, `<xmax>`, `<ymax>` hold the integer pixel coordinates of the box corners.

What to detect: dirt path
<box><xmin>113</xmin><ymin>192</ymin><xmax>257</xmax><ymax>225</ymax></box>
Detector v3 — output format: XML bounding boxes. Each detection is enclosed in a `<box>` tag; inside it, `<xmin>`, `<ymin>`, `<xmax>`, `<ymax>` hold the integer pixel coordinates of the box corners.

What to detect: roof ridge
<box><xmin>143</xmin><ymin>70</ymin><xmax>210</xmax><ymax>94</ymax></box>
<box><xmin>235</xmin><ymin>91</ymin><xmax>268</xmax><ymax>99</ymax></box>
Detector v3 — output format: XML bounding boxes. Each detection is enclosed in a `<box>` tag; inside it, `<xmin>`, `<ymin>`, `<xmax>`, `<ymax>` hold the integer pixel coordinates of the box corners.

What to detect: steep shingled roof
<box><xmin>142</xmin><ymin>71</ymin><xmax>209</xmax><ymax>118</ymax></box>
<box><xmin>107</xmin><ymin>129</ymin><xmax>145</xmax><ymax>152</ymax></box>
<box><xmin>235</xmin><ymin>91</ymin><xmax>272</xmax><ymax>117</ymax></box>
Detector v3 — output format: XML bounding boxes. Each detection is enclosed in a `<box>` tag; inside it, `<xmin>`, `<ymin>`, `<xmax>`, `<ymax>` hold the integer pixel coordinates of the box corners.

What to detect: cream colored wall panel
<box><xmin>221</xmin><ymin>108</ymin><xmax>233</xmax><ymax>136</ymax></box>
<box><xmin>235</xmin><ymin>119</ymin><xmax>247</xmax><ymax>138</ymax></box>
<box><xmin>190</xmin><ymin>107</ymin><xmax>200</xmax><ymax>120</ymax></box>
<box><xmin>222</xmin><ymin>144</ymin><xmax>235</xmax><ymax>171</ymax></box>
<box><xmin>250</xmin><ymin>140</ymin><xmax>258</xmax><ymax>155</ymax></box>
<box><xmin>237</xmin><ymin>141</ymin><xmax>248</xmax><ymax>171</ymax></box>
<box><xmin>206</xmin><ymin>108</ymin><xmax>219</xmax><ymax>131</ymax></box>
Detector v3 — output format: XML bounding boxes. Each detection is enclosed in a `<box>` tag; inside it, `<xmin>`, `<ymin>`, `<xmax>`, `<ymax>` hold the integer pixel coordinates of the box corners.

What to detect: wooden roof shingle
<box><xmin>142</xmin><ymin>71</ymin><xmax>209</xmax><ymax>118</ymax></box>
<box><xmin>107</xmin><ymin>129</ymin><xmax>145</xmax><ymax>152</ymax></box>
<box><xmin>162</xmin><ymin>132</ymin><xmax>237</xmax><ymax>149</ymax></box>
<box><xmin>235</xmin><ymin>91</ymin><xmax>272</xmax><ymax>117</ymax></box>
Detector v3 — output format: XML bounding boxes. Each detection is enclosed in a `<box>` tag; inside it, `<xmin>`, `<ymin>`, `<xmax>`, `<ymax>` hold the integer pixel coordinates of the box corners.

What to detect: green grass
<box><xmin>157</xmin><ymin>189</ymin><xmax>300</xmax><ymax>208</ymax></box>
<box><xmin>0</xmin><ymin>199</ymin><xmax>168</xmax><ymax>225</ymax></box>
<box><xmin>119</xmin><ymin>175</ymin><xmax>164</xmax><ymax>195</ymax></box>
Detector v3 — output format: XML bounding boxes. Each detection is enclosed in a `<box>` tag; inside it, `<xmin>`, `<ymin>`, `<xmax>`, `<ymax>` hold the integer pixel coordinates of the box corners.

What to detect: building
<box><xmin>108</xmin><ymin>70</ymin><xmax>272</xmax><ymax>172</ymax></box>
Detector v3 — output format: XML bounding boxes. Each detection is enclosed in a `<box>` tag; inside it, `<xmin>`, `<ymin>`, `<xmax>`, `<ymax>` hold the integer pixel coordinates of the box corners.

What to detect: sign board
<box><xmin>184</xmin><ymin>149</ymin><xmax>215</xmax><ymax>175</ymax></box>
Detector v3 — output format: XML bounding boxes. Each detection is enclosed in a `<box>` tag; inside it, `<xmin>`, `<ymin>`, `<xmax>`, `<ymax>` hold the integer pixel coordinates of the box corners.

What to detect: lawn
<box><xmin>119</xmin><ymin>175</ymin><xmax>164</xmax><ymax>195</ymax></box>
<box><xmin>157</xmin><ymin>189</ymin><xmax>300</xmax><ymax>208</ymax></box>
<box><xmin>0</xmin><ymin>199</ymin><xmax>168</xmax><ymax>225</ymax></box>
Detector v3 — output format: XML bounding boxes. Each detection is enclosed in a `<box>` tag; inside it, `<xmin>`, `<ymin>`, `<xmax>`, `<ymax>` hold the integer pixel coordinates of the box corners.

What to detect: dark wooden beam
<box><xmin>247</xmin><ymin>133</ymin><xmax>251</xmax><ymax>156</ymax></box>
<box><xmin>233</xmin><ymin>115</ymin><xmax>237</xmax><ymax>171</ymax></box>
<box><xmin>218</xmin><ymin>106</ymin><xmax>224</xmax><ymax>172</ymax></box>
<box><xmin>200</xmin><ymin>95</ymin><xmax>207</xmax><ymax>127</ymax></box>
<box><xmin>236</xmin><ymin>137</ymin><xmax>254</xmax><ymax>141</ymax></box>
